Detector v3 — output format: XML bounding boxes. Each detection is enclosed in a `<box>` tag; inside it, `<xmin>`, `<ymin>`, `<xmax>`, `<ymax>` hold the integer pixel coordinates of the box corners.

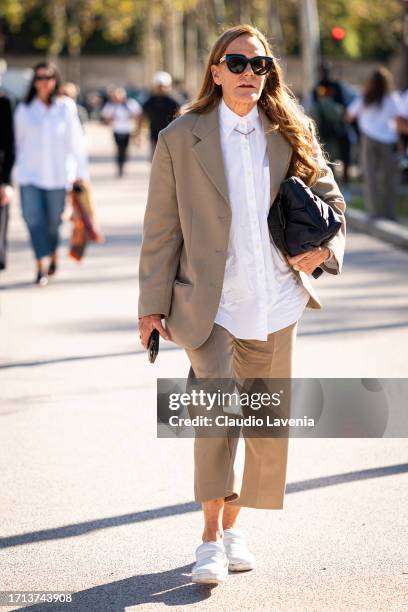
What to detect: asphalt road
<box><xmin>0</xmin><ymin>123</ymin><xmax>407</xmax><ymax>611</ymax></box>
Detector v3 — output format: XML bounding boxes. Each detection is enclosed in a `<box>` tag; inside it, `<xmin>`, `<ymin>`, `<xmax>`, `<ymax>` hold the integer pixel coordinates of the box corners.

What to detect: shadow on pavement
<box><xmin>0</xmin><ymin>345</ymin><xmax>180</xmax><ymax>370</ymax></box>
<box><xmin>15</xmin><ymin>565</ymin><xmax>214</xmax><ymax>611</ymax></box>
<box><xmin>0</xmin><ymin>502</ymin><xmax>201</xmax><ymax>550</ymax></box>
<box><xmin>2</xmin><ymin>463</ymin><xmax>406</xmax><ymax>551</ymax></box>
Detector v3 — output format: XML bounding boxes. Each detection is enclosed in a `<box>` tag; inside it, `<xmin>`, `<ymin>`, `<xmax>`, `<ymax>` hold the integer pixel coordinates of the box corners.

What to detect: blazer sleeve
<box><xmin>309</xmin><ymin>139</ymin><xmax>347</xmax><ymax>275</ymax></box>
<box><xmin>138</xmin><ymin>131</ymin><xmax>183</xmax><ymax>318</ymax></box>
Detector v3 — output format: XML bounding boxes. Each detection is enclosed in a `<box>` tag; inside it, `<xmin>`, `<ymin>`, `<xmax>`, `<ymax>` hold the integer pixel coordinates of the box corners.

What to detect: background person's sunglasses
<box><xmin>218</xmin><ymin>54</ymin><xmax>274</xmax><ymax>76</ymax></box>
<box><xmin>34</xmin><ymin>75</ymin><xmax>55</xmax><ymax>81</ymax></box>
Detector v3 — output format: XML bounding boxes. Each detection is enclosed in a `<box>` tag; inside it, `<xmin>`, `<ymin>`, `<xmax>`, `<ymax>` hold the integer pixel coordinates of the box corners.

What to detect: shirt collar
<box><xmin>219</xmin><ymin>97</ymin><xmax>260</xmax><ymax>138</ymax></box>
<box><xmin>32</xmin><ymin>96</ymin><xmax>62</xmax><ymax>112</ymax></box>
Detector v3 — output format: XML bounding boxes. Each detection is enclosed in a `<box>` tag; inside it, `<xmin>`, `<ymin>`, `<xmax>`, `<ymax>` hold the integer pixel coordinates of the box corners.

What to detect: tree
<box><xmin>317</xmin><ymin>0</ymin><xmax>403</xmax><ymax>60</ymax></box>
<box><xmin>0</xmin><ymin>0</ymin><xmax>37</xmax><ymax>54</ymax></box>
<box><xmin>0</xmin><ymin>0</ymin><xmax>404</xmax><ymax>82</ymax></box>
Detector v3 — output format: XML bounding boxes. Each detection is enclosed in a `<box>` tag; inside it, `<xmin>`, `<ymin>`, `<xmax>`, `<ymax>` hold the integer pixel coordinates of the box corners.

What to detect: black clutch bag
<box><xmin>267</xmin><ymin>176</ymin><xmax>342</xmax><ymax>279</ymax></box>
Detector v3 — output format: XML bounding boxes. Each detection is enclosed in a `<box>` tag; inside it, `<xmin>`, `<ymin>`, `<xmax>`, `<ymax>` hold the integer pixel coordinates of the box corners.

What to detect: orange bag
<box><xmin>69</xmin><ymin>180</ymin><xmax>104</xmax><ymax>261</ymax></box>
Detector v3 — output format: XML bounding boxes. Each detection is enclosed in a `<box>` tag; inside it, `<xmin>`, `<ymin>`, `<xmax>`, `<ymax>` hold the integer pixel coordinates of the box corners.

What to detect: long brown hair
<box><xmin>25</xmin><ymin>61</ymin><xmax>61</xmax><ymax>105</ymax></box>
<box><xmin>177</xmin><ymin>24</ymin><xmax>324</xmax><ymax>186</ymax></box>
<box><xmin>363</xmin><ymin>66</ymin><xmax>393</xmax><ymax>107</ymax></box>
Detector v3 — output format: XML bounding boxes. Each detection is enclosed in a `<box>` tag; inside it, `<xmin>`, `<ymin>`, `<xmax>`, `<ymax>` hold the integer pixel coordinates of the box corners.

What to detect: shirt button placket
<box><xmin>245</xmin><ymin>133</ymin><xmax>266</xmax><ymax>335</ymax></box>
<box><xmin>249</xmin><ymin>134</ymin><xmax>268</xmax><ymax>332</ymax></box>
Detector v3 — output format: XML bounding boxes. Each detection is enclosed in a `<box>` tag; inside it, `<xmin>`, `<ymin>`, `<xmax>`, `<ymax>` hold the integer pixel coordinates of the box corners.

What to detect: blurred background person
<box><xmin>14</xmin><ymin>61</ymin><xmax>88</xmax><ymax>286</ymax></box>
<box><xmin>0</xmin><ymin>84</ymin><xmax>15</xmax><ymax>272</ymax></box>
<box><xmin>134</xmin><ymin>71</ymin><xmax>181</xmax><ymax>161</ymax></box>
<box><xmin>60</xmin><ymin>81</ymin><xmax>89</xmax><ymax>125</ymax></box>
<box><xmin>346</xmin><ymin>67</ymin><xmax>402</xmax><ymax>221</ymax></box>
<box><xmin>394</xmin><ymin>88</ymin><xmax>408</xmax><ymax>171</ymax></box>
<box><xmin>172</xmin><ymin>77</ymin><xmax>190</xmax><ymax>104</ymax></box>
<box><xmin>84</xmin><ymin>91</ymin><xmax>103</xmax><ymax>120</ymax></box>
<box><xmin>311</xmin><ymin>60</ymin><xmax>355</xmax><ymax>186</ymax></box>
<box><xmin>100</xmin><ymin>87</ymin><xmax>142</xmax><ymax>177</ymax></box>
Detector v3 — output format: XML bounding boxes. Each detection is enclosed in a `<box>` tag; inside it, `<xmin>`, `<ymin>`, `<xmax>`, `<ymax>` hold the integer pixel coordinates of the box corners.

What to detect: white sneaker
<box><xmin>223</xmin><ymin>528</ymin><xmax>256</xmax><ymax>572</ymax></box>
<box><xmin>191</xmin><ymin>541</ymin><xmax>229</xmax><ymax>585</ymax></box>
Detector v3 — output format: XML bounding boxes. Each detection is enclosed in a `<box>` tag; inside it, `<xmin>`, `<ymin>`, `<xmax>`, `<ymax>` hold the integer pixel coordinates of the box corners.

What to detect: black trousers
<box><xmin>0</xmin><ymin>204</ymin><xmax>9</xmax><ymax>271</ymax></box>
<box><xmin>113</xmin><ymin>132</ymin><xmax>130</xmax><ymax>174</ymax></box>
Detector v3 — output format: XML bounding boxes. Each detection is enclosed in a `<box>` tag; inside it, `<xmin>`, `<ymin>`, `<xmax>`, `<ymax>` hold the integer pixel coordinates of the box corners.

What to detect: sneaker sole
<box><xmin>191</xmin><ymin>575</ymin><xmax>226</xmax><ymax>584</ymax></box>
<box><xmin>228</xmin><ymin>561</ymin><xmax>256</xmax><ymax>572</ymax></box>
<box><xmin>191</xmin><ymin>570</ymin><xmax>228</xmax><ymax>585</ymax></box>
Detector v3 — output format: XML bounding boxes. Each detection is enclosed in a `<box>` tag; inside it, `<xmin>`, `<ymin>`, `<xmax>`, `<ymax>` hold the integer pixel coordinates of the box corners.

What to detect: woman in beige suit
<box><xmin>138</xmin><ymin>24</ymin><xmax>346</xmax><ymax>585</ymax></box>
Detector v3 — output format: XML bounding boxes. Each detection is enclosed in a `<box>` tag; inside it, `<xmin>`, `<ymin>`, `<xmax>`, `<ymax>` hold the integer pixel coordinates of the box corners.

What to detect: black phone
<box><xmin>312</xmin><ymin>266</ymin><xmax>324</xmax><ymax>279</ymax></box>
<box><xmin>147</xmin><ymin>328</ymin><xmax>160</xmax><ymax>363</ymax></box>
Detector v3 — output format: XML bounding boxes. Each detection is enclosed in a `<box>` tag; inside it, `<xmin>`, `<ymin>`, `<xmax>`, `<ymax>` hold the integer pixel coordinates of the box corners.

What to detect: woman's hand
<box><xmin>138</xmin><ymin>314</ymin><xmax>172</xmax><ymax>349</ymax></box>
<box><xmin>0</xmin><ymin>184</ymin><xmax>13</xmax><ymax>206</ymax></box>
<box><xmin>286</xmin><ymin>246</ymin><xmax>331</xmax><ymax>275</ymax></box>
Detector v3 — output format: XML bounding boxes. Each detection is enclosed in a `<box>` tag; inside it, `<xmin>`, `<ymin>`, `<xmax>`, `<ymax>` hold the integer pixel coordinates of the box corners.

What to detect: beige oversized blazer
<box><xmin>138</xmin><ymin>99</ymin><xmax>346</xmax><ymax>350</ymax></box>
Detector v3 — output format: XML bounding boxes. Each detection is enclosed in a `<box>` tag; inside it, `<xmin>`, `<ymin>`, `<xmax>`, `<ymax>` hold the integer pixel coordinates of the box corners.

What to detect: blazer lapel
<box><xmin>192</xmin><ymin>103</ymin><xmax>230</xmax><ymax>209</ymax></box>
<box><xmin>191</xmin><ymin>99</ymin><xmax>292</xmax><ymax>212</ymax></box>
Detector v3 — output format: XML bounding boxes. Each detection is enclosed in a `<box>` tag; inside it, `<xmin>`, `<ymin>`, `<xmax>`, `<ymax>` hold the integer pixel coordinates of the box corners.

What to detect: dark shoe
<box><xmin>35</xmin><ymin>271</ymin><xmax>48</xmax><ymax>287</ymax></box>
<box><xmin>48</xmin><ymin>260</ymin><xmax>57</xmax><ymax>276</ymax></box>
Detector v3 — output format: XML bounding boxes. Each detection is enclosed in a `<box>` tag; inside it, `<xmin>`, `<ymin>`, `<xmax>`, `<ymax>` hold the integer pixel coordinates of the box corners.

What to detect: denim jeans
<box><xmin>20</xmin><ymin>185</ymin><xmax>66</xmax><ymax>259</ymax></box>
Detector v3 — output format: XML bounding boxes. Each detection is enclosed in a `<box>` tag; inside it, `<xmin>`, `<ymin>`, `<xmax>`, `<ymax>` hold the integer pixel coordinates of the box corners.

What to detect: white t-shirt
<box><xmin>347</xmin><ymin>92</ymin><xmax>403</xmax><ymax>144</ymax></box>
<box><xmin>101</xmin><ymin>99</ymin><xmax>142</xmax><ymax>134</ymax></box>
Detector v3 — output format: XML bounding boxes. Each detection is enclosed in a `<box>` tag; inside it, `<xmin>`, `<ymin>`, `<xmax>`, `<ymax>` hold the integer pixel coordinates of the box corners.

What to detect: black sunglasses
<box><xmin>35</xmin><ymin>75</ymin><xmax>55</xmax><ymax>81</ymax></box>
<box><xmin>218</xmin><ymin>53</ymin><xmax>274</xmax><ymax>76</ymax></box>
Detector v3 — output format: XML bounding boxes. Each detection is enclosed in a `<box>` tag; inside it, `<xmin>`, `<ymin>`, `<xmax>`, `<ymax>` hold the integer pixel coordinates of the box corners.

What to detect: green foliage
<box><xmin>0</xmin><ymin>0</ymin><xmax>404</xmax><ymax>60</ymax></box>
<box><xmin>317</xmin><ymin>0</ymin><xmax>403</xmax><ymax>60</ymax></box>
<box><xmin>0</xmin><ymin>0</ymin><xmax>37</xmax><ymax>30</ymax></box>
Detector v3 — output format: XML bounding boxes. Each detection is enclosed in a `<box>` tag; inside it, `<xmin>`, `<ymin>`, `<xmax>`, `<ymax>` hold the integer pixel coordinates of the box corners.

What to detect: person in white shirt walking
<box><xmin>346</xmin><ymin>67</ymin><xmax>402</xmax><ymax>221</ymax></box>
<box><xmin>101</xmin><ymin>87</ymin><xmax>142</xmax><ymax>177</ymax></box>
<box><xmin>14</xmin><ymin>61</ymin><xmax>88</xmax><ymax>286</ymax></box>
<box><xmin>138</xmin><ymin>24</ymin><xmax>346</xmax><ymax>585</ymax></box>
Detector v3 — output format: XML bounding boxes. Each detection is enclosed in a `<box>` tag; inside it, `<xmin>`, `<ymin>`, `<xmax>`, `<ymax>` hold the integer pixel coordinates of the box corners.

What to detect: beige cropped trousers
<box><xmin>184</xmin><ymin>320</ymin><xmax>299</xmax><ymax>510</ymax></box>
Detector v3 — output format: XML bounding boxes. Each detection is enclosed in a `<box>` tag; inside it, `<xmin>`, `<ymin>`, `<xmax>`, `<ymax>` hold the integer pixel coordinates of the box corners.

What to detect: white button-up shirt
<box><xmin>214</xmin><ymin>97</ymin><xmax>309</xmax><ymax>340</ymax></box>
<box><xmin>14</xmin><ymin>95</ymin><xmax>88</xmax><ymax>190</ymax></box>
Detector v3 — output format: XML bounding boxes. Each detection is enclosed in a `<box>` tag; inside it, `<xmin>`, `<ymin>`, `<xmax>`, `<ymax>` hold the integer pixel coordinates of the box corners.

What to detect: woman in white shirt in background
<box><xmin>14</xmin><ymin>61</ymin><xmax>88</xmax><ymax>286</ymax></box>
<box><xmin>100</xmin><ymin>87</ymin><xmax>142</xmax><ymax>177</ymax></box>
<box><xmin>346</xmin><ymin>67</ymin><xmax>403</xmax><ymax>221</ymax></box>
